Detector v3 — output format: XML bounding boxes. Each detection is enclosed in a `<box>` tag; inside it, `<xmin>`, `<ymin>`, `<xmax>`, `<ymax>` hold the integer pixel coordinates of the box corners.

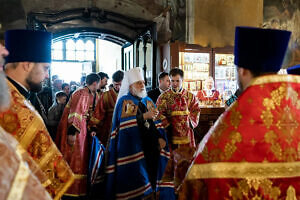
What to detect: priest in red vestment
<box><xmin>56</xmin><ymin>73</ymin><xmax>100</xmax><ymax>198</ymax></box>
<box><xmin>156</xmin><ymin>68</ymin><xmax>201</xmax><ymax>192</ymax></box>
<box><xmin>0</xmin><ymin>30</ymin><xmax>74</xmax><ymax>200</ymax></box>
<box><xmin>0</xmin><ymin>43</ymin><xmax>52</xmax><ymax>200</ymax></box>
<box><xmin>91</xmin><ymin>70</ymin><xmax>124</xmax><ymax>146</ymax></box>
<box><xmin>196</xmin><ymin>76</ymin><xmax>220</xmax><ymax>102</ymax></box>
<box><xmin>178</xmin><ymin>27</ymin><xmax>300</xmax><ymax>200</ymax></box>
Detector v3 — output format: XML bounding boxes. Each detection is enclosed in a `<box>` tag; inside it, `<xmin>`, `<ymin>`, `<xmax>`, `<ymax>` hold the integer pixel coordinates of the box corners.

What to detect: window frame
<box><xmin>52</xmin><ymin>38</ymin><xmax>96</xmax><ymax>62</ymax></box>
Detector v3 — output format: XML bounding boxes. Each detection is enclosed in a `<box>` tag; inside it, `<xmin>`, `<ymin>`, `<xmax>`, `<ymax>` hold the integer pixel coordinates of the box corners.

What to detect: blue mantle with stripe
<box><xmin>89</xmin><ymin>136</ymin><xmax>105</xmax><ymax>186</ymax></box>
<box><xmin>105</xmin><ymin>93</ymin><xmax>175</xmax><ymax>199</ymax></box>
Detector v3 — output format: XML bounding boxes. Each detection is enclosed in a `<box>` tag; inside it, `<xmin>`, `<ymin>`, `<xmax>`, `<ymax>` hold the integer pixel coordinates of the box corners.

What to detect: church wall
<box><xmin>189</xmin><ymin>0</ymin><xmax>263</xmax><ymax>48</ymax></box>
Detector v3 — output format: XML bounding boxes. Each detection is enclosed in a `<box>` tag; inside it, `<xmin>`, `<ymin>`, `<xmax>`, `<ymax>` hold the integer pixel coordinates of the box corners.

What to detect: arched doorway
<box><xmin>27</xmin><ymin>7</ymin><xmax>158</xmax><ymax>88</ymax></box>
<box><xmin>50</xmin><ymin>30</ymin><xmax>125</xmax><ymax>85</ymax></box>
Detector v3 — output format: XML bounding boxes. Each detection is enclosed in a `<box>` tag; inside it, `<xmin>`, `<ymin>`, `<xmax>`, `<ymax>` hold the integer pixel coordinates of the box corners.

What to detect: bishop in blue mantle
<box><xmin>105</xmin><ymin>67</ymin><xmax>175</xmax><ymax>199</ymax></box>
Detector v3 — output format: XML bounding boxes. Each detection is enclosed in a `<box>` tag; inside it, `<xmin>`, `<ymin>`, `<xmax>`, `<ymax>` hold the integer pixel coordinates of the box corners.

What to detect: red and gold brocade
<box><xmin>0</xmin><ymin>80</ymin><xmax>74</xmax><ymax>200</ymax></box>
<box><xmin>56</xmin><ymin>86</ymin><xmax>98</xmax><ymax>197</ymax></box>
<box><xmin>156</xmin><ymin>88</ymin><xmax>200</xmax><ymax>194</ymax></box>
<box><xmin>156</xmin><ymin>88</ymin><xmax>200</xmax><ymax>149</ymax></box>
<box><xmin>179</xmin><ymin>75</ymin><xmax>300</xmax><ymax>200</ymax></box>
<box><xmin>91</xmin><ymin>87</ymin><xmax>118</xmax><ymax>146</ymax></box>
<box><xmin>160</xmin><ymin>146</ymin><xmax>196</xmax><ymax>192</ymax></box>
<box><xmin>0</xmin><ymin>127</ymin><xmax>52</xmax><ymax>200</ymax></box>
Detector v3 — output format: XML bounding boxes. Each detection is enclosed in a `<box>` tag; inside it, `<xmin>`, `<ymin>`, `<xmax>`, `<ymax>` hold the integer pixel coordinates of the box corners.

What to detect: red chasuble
<box><xmin>179</xmin><ymin>75</ymin><xmax>300</xmax><ymax>200</ymax></box>
<box><xmin>0</xmin><ymin>80</ymin><xmax>74</xmax><ymax>200</ymax></box>
<box><xmin>56</xmin><ymin>86</ymin><xmax>98</xmax><ymax>197</ymax></box>
<box><xmin>90</xmin><ymin>87</ymin><xmax>118</xmax><ymax>146</ymax></box>
<box><xmin>156</xmin><ymin>88</ymin><xmax>200</xmax><ymax>192</ymax></box>
<box><xmin>0</xmin><ymin>127</ymin><xmax>52</xmax><ymax>200</ymax></box>
<box><xmin>156</xmin><ymin>88</ymin><xmax>200</xmax><ymax>149</ymax></box>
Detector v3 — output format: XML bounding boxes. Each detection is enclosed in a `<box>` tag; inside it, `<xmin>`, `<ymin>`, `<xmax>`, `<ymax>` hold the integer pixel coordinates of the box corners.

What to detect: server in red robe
<box><xmin>97</xmin><ymin>72</ymin><xmax>109</xmax><ymax>97</ymax></box>
<box><xmin>91</xmin><ymin>70</ymin><xmax>124</xmax><ymax>146</ymax></box>
<box><xmin>179</xmin><ymin>27</ymin><xmax>300</xmax><ymax>200</ymax></box>
<box><xmin>56</xmin><ymin>73</ymin><xmax>100</xmax><ymax>198</ymax></box>
<box><xmin>156</xmin><ymin>68</ymin><xmax>201</xmax><ymax>192</ymax></box>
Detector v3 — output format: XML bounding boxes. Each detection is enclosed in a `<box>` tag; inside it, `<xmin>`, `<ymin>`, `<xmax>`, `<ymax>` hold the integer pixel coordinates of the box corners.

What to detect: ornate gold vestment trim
<box><xmin>187</xmin><ymin>161</ymin><xmax>300</xmax><ymax>179</ymax></box>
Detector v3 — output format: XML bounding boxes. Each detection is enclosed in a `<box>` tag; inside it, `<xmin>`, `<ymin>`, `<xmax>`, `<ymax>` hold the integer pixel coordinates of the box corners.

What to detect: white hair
<box><xmin>204</xmin><ymin>76</ymin><xmax>215</xmax><ymax>90</ymax></box>
<box><xmin>131</xmin><ymin>84</ymin><xmax>147</xmax><ymax>98</ymax></box>
<box><xmin>117</xmin><ymin>67</ymin><xmax>144</xmax><ymax>102</ymax></box>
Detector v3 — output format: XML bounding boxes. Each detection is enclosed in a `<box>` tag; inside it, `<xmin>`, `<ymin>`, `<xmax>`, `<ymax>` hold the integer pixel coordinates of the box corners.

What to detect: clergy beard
<box><xmin>0</xmin><ymin>72</ymin><xmax>10</xmax><ymax>111</ymax></box>
<box><xmin>132</xmin><ymin>86</ymin><xmax>147</xmax><ymax>98</ymax></box>
<box><xmin>26</xmin><ymin>74</ymin><xmax>43</xmax><ymax>93</ymax></box>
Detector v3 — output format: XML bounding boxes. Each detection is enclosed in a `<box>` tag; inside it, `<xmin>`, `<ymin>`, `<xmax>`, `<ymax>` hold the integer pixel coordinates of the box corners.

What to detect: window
<box><xmin>66</xmin><ymin>39</ymin><xmax>75</xmax><ymax>60</ymax></box>
<box><xmin>85</xmin><ymin>40</ymin><xmax>95</xmax><ymax>61</ymax></box>
<box><xmin>51</xmin><ymin>38</ymin><xmax>95</xmax><ymax>83</ymax></box>
<box><xmin>51</xmin><ymin>62</ymin><xmax>85</xmax><ymax>83</ymax></box>
<box><xmin>52</xmin><ymin>41</ymin><xmax>63</xmax><ymax>60</ymax></box>
<box><xmin>123</xmin><ymin>44</ymin><xmax>133</xmax><ymax>70</ymax></box>
<box><xmin>52</xmin><ymin>38</ymin><xmax>95</xmax><ymax>62</ymax></box>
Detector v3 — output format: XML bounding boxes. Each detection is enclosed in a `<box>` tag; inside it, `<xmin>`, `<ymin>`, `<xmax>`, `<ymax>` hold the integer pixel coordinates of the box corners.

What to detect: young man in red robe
<box><xmin>91</xmin><ymin>70</ymin><xmax>124</xmax><ymax>146</ymax></box>
<box><xmin>156</xmin><ymin>68</ymin><xmax>201</xmax><ymax>192</ymax></box>
<box><xmin>56</xmin><ymin>73</ymin><xmax>100</xmax><ymax>199</ymax></box>
<box><xmin>97</xmin><ymin>72</ymin><xmax>109</xmax><ymax>97</ymax></box>
<box><xmin>179</xmin><ymin>27</ymin><xmax>300</xmax><ymax>199</ymax></box>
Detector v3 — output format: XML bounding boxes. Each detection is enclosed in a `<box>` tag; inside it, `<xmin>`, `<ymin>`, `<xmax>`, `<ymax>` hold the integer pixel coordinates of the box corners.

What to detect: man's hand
<box><xmin>143</xmin><ymin>109</ymin><xmax>159</xmax><ymax>120</ymax></box>
<box><xmin>67</xmin><ymin>135</ymin><xmax>76</xmax><ymax>146</ymax></box>
<box><xmin>90</xmin><ymin>131</ymin><xmax>96</xmax><ymax>137</ymax></box>
<box><xmin>158</xmin><ymin>138</ymin><xmax>166</xmax><ymax>149</ymax></box>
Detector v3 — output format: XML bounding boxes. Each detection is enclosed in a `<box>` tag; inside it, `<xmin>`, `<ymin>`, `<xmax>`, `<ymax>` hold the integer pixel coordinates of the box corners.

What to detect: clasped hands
<box><xmin>143</xmin><ymin>108</ymin><xmax>159</xmax><ymax>120</ymax></box>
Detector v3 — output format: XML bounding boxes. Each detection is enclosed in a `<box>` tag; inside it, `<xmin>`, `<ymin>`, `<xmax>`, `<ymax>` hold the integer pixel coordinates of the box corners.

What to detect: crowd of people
<box><xmin>0</xmin><ymin>25</ymin><xmax>299</xmax><ymax>200</ymax></box>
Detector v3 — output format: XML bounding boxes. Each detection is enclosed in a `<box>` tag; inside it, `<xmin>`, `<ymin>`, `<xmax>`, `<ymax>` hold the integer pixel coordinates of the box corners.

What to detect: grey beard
<box><xmin>132</xmin><ymin>86</ymin><xmax>147</xmax><ymax>98</ymax></box>
<box><xmin>0</xmin><ymin>72</ymin><xmax>10</xmax><ymax>111</ymax></box>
